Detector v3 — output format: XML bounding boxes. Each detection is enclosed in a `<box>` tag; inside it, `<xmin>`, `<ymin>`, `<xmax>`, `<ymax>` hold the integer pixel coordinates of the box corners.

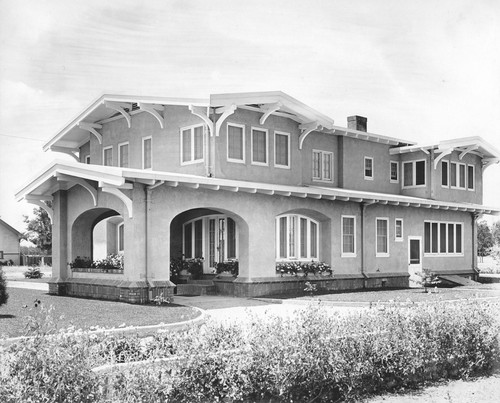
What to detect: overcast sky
<box><xmin>1</xmin><ymin>0</ymin><xmax>500</xmax><ymax>230</ymax></box>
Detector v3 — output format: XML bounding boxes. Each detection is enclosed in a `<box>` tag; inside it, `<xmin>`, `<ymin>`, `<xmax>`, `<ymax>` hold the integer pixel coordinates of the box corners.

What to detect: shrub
<box><xmin>69</xmin><ymin>256</ymin><xmax>93</xmax><ymax>269</ymax></box>
<box><xmin>276</xmin><ymin>260</ymin><xmax>333</xmax><ymax>277</ymax></box>
<box><xmin>0</xmin><ymin>268</ymin><xmax>8</xmax><ymax>306</ymax></box>
<box><xmin>416</xmin><ymin>268</ymin><xmax>441</xmax><ymax>287</ymax></box>
<box><xmin>215</xmin><ymin>259</ymin><xmax>239</xmax><ymax>276</ymax></box>
<box><xmin>23</xmin><ymin>266</ymin><xmax>44</xmax><ymax>279</ymax></box>
<box><xmin>69</xmin><ymin>254</ymin><xmax>123</xmax><ymax>271</ymax></box>
<box><xmin>170</xmin><ymin>256</ymin><xmax>204</xmax><ymax>280</ymax></box>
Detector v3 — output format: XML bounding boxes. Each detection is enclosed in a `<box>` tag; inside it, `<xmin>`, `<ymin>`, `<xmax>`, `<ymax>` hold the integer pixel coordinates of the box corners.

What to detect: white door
<box><xmin>408</xmin><ymin>236</ymin><xmax>422</xmax><ymax>287</ymax></box>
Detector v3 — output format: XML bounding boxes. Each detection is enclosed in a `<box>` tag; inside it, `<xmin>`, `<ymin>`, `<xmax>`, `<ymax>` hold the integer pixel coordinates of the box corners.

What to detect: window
<box><xmin>313</xmin><ymin>150</ymin><xmax>333</xmax><ymax>182</ymax></box>
<box><xmin>117</xmin><ymin>223</ymin><xmax>124</xmax><ymax>252</ymax></box>
<box><xmin>467</xmin><ymin>165</ymin><xmax>475</xmax><ymax>190</ymax></box>
<box><xmin>395</xmin><ymin>219</ymin><xmax>403</xmax><ymax>242</ymax></box>
<box><xmin>103</xmin><ymin>146</ymin><xmax>113</xmax><ymax>166</ymax></box>
<box><xmin>364</xmin><ymin>157</ymin><xmax>373</xmax><ymax>180</ymax></box>
<box><xmin>441</xmin><ymin>161</ymin><xmax>449</xmax><ymax>187</ymax></box>
<box><xmin>341</xmin><ymin>216</ymin><xmax>356</xmax><ymax>257</ymax></box>
<box><xmin>376</xmin><ymin>218</ymin><xmax>389</xmax><ymax>256</ymax></box>
<box><xmin>276</xmin><ymin>214</ymin><xmax>318</xmax><ymax>260</ymax></box>
<box><xmin>251</xmin><ymin>128</ymin><xmax>268</xmax><ymax>165</ymax></box>
<box><xmin>183</xmin><ymin>219</ymin><xmax>204</xmax><ymax>259</ymax></box>
<box><xmin>227</xmin><ymin>123</ymin><xmax>245</xmax><ymax>163</ymax></box>
<box><xmin>118</xmin><ymin>142</ymin><xmax>129</xmax><ymax>168</ymax></box>
<box><xmin>0</xmin><ymin>251</ymin><xmax>3</xmax><ymax>259</ymax></box>
<box><xmin>390</xmin><ymin>161</ymin><xmax>399</xmax><ymax>183</ymax></box>
<box><xmin>84</xmin><ymin>155</ymin><xmax>90</xmax><ymax>164</ymax></box>
<box><xmin>142</xmin><ymin>136</ymin><xmax>152</xmax><ymax>169</ymax></box>
<box><xmin>402</xmin><ymin>160</ymin><xmax>426</xmax><ymax>188</ymax></box>
<box><xmin>458</xmin><ymin>163</ymin><xmax>466</xmax><ymax>189</ymax></box>
<box><xmin>424</xmin><ymin>221</ymin><xmax>463</xmax><ymax>256</ymax></box>
<box><xmin>450</xmin><ymin>162</ymin><xmax>457</xmax><ymax>187</ymax></box>
<box><xmin>275</xmin><ymin>131</ymin><xmax>290</xmax><ymax>168</ymax></box>
<box><xmin>181</xmin><ymin>124</ymin><xmax>204</xmax><ymax>165</ymax></box>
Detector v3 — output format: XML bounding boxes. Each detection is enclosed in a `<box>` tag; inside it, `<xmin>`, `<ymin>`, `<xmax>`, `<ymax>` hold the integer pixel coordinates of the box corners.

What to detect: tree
<box><xmin>492</xmin><ymin>220</ymin><xmax>500</xmax><ymax>246</ymax></box>
<box><xmin>23</xmin><ymin>203</ymin><xmax>52</xmax><ymax>254</ymax></box>
<box><xmin>0</xmin><ymin>268</ymin><xmax>8</xmax><ymax>306</ymax></box>
<box><xmin>477</xmin><ymin>220</ymin><xmax>493</xmax><ymax>261</ymax></box>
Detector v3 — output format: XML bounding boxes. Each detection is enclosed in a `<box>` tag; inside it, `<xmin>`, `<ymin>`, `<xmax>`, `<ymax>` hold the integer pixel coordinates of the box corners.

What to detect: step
<box><xmin>176</xmin><ymin>283</ymin><xmax>216</xmax><ymax>296</ymax></box>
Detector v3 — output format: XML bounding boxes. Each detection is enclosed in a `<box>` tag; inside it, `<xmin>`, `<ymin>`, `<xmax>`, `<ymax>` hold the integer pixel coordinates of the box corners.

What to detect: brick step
<box><xmin>176</xmin><ymin>283</ymin><xmax>216</xmax><ymax>296</ymax></box>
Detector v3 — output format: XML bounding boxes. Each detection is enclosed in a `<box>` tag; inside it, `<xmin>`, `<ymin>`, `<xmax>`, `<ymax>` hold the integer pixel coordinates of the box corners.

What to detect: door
<box><xmin>408</xmin><ymin>236</ymin><xmax>422</xmax><ymax>287</ymax></box>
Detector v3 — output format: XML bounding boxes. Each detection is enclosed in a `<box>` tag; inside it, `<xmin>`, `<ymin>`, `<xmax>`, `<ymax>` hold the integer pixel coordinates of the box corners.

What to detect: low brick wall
<box><xmin>48</xmin><ymin>278</ymin><xmax>175</xmax><ymax>304</ymax></box>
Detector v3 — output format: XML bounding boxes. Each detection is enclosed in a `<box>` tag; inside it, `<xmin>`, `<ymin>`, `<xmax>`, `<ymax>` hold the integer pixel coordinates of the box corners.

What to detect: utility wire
<box><xmin>0</xmin><ymin>133</ymin><xmax>46</xmax><ymax>142</ymax></box>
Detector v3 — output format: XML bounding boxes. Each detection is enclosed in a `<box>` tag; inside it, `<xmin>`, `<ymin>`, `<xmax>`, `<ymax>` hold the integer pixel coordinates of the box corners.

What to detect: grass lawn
<box><xmin>265</xmin><ymin>284</ymin><xmax>500</xmax><ymax>304</ymax></box>
<box><xmin>0</xmin><ymin>287</ymin><xmax>201</xmax><ymax>339</ymax></box>
<box><xmin>1</xmin><ymin>265</ymin><xmax>52</xmax><ymax>283</ymax></box>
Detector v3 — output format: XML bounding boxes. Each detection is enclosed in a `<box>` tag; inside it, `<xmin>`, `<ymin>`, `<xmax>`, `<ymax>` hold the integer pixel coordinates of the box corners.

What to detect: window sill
<box><xmin>251</xmin><ymin>161</ymin><xmax>269</xmax><ymax>167</ymax></box>
<box><xmin>227</xmin><ymin>158</ymin><xmax>246</xmax><ymax>164</ymax></box>
<box><xmin>395</xmin><ymin>238</ymin><xmax>403</xmax><ymax>242</ymax></box>
<box><xmin>375</xmin><ymin>253</ymin><xmax>390</xmax><ymax>258</ymax></box>
<box><xmin>181</xmin><ymin>159</ymin><xmax>204</xmax><ymax>166</ymax></box>
<box><xmin>274</xmin><ymin>164</ymin><xmax>291</xmax><ymax>170</ymax></box>
<box><xmin>341</xmin><ymin>253</ymin><xmax>357</xmax><ymax>258</ymax></box>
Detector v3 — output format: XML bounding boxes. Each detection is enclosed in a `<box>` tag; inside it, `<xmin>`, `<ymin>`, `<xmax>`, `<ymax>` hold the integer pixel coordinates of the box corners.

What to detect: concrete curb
<box><xmin>0</xmin><ymin>307</ymin><xmax>207</xmax><ymax>347</ymax></box>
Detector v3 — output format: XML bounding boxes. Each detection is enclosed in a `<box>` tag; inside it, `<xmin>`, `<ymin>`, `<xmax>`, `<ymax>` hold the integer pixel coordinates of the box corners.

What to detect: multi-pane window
<box><xmin>441</xmin><ymin>161</ymin><xmax>449</xmax><ymax>187</ymax></box>
<box><xmin>395</xmin><ymin>219</ymin><xmax>403</xmax><ymax>241</ymax></box>
<box><xmin>376</xmin><ymin>218</ymin><xmax>389</xmax><ymax>256</ymax></box>
<box><xmin>181</xmin><ymin>124</ymin><xmax>204</xmax><ymax>164</ymax></box>
<box><xmin>103</xmin><ymin>146</ymin><xmax>113</xmax><ymax>166</ymax></box>
<box><xmin>117</xmin><ymin>223</ymin><xmax>124</xmax><ymax>252</ymax></box>
<box><xmin>312</xmin><ymin>150</ymin><xmax>333</xmax><ymax>182</ymax></box>
<box><xmin>390</xmin><ymin>161</ymin><xmax>399</xmax><ymax>182</ymax></box>
<box><xmin>275</xmin><ymin>131</ymin><xmax>290</xmax><ymax>168</ymax></box>
<box><xmin>341</xmin><ymin>216</ymin><xmax>356</xmax><ymax>257</ymax></box>
<box><xmin>183</xmin><ymin>219</ymin><xmax>204</xmax><ymax>259</ymax></box>
<box><xmin>251</xmin><ymin>128</ymin><xmax>268</xmax><ymax>165</ymax></box>
<box><xmin>227</xmin><ymin>124</ymin><xmax>245</xmax><ymax>162</ymax></box>
<box><xmin>403</xmin><ymin>160</ymin><xmax>426</xmax><ymax>187</ymax></box>
<box><xmin>450</xmin><ymin>162</ymin><xmax>457</xmax><ymax>187</ymax></box>
<box><xmin>449</xmin><ymin>162</ymin><xmax>474</xmax><ymax>190</ymax></box>
<box><xmin>424</xmin><ymin>221</ymin><xmax>463</xmax><ymax>255</ymax></box>
<box><xmin>364</xmin><ymin>157</ymin><xmax>373</xmax><ymax>179</ymax></box>
<box><xmin>118</xmin><ymin>142</ymin><xmax>129</xmax><ymax>168</ymax></box>
<box><xmin>276</xmin><ymin>214</ymin><xmax>318</xmax><ymax>260</ymax></box>
<box><xmin>142</xmin><ymin>136</ymin><xmax>152</xmax><ymax>169</ymax></box>
<box><xmin>459</xmin><ymin>163</ymin><xmax>466</xmax><ymax>189</ymax></box>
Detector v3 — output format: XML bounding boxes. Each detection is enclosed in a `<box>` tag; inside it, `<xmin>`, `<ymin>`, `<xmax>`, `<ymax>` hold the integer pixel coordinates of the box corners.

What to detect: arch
<box><xmin>71</xmin><ymin>207</ymin><xmax>121</xmax><ymax>262</ymax></box>
<box><xmin>169</xmin><ymin>207</ymin><xmax>249</xmax><ymax>279</ymax></box>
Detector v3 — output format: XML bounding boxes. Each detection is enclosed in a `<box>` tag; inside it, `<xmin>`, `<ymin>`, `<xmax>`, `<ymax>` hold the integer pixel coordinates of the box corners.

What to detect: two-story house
<box><xmin>16</xmin><ymin>92</ymin><xmax>500</xmax><ymax>303</ymax></box>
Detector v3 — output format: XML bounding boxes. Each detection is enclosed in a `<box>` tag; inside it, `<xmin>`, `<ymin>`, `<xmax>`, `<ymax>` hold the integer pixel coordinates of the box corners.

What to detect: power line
<box><xmin>0</xmin><ymin>133</ymin><xmax>46</xmax><ymax>142</ymax></box>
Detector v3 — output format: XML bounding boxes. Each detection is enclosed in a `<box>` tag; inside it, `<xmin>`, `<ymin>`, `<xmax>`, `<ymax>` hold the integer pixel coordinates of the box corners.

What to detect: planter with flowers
<box><xmin>276</xmin><ymin>261</ymin><xmax>333</xmax><ymax>277</ymax></box>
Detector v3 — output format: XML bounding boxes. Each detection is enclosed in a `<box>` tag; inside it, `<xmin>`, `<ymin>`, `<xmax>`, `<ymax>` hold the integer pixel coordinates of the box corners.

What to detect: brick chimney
<box><xmin>347</xmin><ymin>115</ymin><xmax>367</xmax><ymax>132</ymax></box>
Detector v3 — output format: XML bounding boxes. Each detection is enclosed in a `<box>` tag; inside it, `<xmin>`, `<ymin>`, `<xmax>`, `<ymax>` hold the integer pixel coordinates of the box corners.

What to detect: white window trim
<box><xmin>402</xmin><ymin>159</ymin><xmax>426</xmax><ymax>189</ymax></box>
<box><xmin>118</xmin><ymin>141</ymin><xmax>129</xmax><ymax>168</ymax></box>
<box><xmin>390</xmin><ymin>161</ymin><xmax>399</xmax><ymax>183</ymax></box>
<box><xmin>180</xmin><ymin>123</ymin><xmax>205</xmax><ymax>166</ymax></box>
<box><xmin>395</xmin><ymin>218</ymin><xmax>403</xmax><ymax>242</ymax></box>
<box><xmin>424</xmin><ymin>220</ymin><xmax>464</xmax><ymax>257</ymax></box>
<box><xmin>375</xmin><ymin>217</ymin><xmax>390</xmax><ymax>257</ymax></box>
<box><xmin>84</xmin><ymin>155</ymin><xmax>90</xmax><ymax>164</ymax></box>
<box><xmin>467</xmin><ymin>164</ymin><xmax>475</xmax><ymax>191</ymax></box>
<box><xmin>274</xmin><ymin>131</ymin><xmax>291</xmax><ymax>169</ymax></box>
<box><xmin>312</xmin><ymin>149</ymin><xmax>334</xmax><ymax>183</ymax></box>
<box><xmin>250</xmin><ymin>126</ymin><xmax>269</xmax><ymax>166</ymax></box>
<box><xmin>102</xmin><ymin>145</ymin><xmax>113</xmax><ymax>167</ymax></box>
<box><xmin>227</xmin><ymin>123</ymin><xmax>246</xmax><ymax>164</ymax></box>
<box><xmin>364</xmin><ymin>157</ymin><xmax>374</xmax><ymax>180</ymax></box>
<box><xmin>341</xmin><ymin>215</ymin><xmax>356</xmax><ymax>258</ymax></box>
<box><xmin>117</xmin><ymin>222</ymin><xmax>124</xmax><ymax>252</ymax></box>
<box><xmin>142</xmin><ymin>136</ymin><xmax>153</xmax><ymax>170</ymax></box>
<box><xmin>457</xmin><ymin>162</ymin><xmax>466</xmax><ymax>189</ymax></box>
<box><xmin>441</xmin><ymin>160</ymin><xmax>449</xmax><ymax>188</ymax></box>
<box><xmin>275</xmin><ymin>214</ymin><xmax>319</xmax><ymax>261</ymax></box>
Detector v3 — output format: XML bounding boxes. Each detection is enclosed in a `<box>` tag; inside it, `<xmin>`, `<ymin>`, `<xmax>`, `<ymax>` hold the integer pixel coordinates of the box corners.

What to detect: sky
<box><xmin>1</xmin><ymin>0</ymin><xmax>500</xmax><ymax>231</ymax></box>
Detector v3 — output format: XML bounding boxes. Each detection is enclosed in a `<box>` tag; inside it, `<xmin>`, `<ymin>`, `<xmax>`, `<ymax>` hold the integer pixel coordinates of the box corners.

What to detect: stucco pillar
<box><xmin>472</xmin><ymin>213</ymin><xmax>479</xmax><ymax>279</ymax></box>
<box><xmin>49</xmin><ymin>190</ymin><xmax>68</xmax><ymax>295</ymax></box>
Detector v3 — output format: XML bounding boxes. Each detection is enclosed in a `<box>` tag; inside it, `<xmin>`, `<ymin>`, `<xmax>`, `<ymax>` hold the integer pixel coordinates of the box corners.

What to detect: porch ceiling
<box><xmin>16</xmin><ymin>160</ymin><xmax>500</xmax><ymax>216</ymax></box>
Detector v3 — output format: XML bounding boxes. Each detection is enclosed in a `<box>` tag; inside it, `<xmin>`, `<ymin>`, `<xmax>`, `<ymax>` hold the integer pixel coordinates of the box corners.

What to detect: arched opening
<box><xmin>71</xmin><ymin>208</ymin><xmax>123</xmax><ymax>263</ymax></box>
<box><xmin>170</xmin><ymin>208</ymin><xmax>248</xmax><ymax>278</ymax></box>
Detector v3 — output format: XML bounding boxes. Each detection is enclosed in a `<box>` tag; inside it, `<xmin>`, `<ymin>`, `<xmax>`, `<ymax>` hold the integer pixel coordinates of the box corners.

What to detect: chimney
<box><xmin>347</xmin><ymin>115</ymin><xmax>367</xmax><ymax>132</ymax></box>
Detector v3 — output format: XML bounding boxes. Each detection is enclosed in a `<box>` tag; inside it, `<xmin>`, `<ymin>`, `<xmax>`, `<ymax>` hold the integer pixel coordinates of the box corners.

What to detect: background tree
<box><xmin>0</xmin><ymin>268</ymin><xmax>8</xmax><ymax>306</ymax></box>
<box><xmin>477</xmin><ymin>220</ymin><xmax>493</xmax><ymax>262</ymax></box>
<box><xmin>22</xmin><ymin>203</ymin><xmax>52</xmax><ymax>254</ymax></box>
<box><xmin>491</xmin><ymin>220</ymin><xmax>500</xmax><ymax>246</ymax></box>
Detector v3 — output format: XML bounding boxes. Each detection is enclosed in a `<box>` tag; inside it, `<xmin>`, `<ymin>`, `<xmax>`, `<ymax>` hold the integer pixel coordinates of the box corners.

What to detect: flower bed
<box><xmin>276</xmin><ymin>260</ymin><xmax>333</xmax><ymax>277</ymax></box>
<box><xmin>69</xmin><ymin>254</ymin><xmax>124</xmax><ymax>273</ymax></box>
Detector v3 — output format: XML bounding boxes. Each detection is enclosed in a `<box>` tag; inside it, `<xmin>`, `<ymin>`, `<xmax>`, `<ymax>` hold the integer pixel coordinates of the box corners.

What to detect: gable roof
<box><xmin>0</xmin><ymin>218</ymin><xmax>22</xmax><ymax>237</ymax></box>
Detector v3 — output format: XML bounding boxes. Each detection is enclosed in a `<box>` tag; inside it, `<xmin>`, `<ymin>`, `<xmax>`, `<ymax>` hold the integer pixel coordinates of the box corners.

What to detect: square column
<box><xmin>48</xmin><ymin>190</ymin><xmax>68</xmax><ymax>295</ymax></box>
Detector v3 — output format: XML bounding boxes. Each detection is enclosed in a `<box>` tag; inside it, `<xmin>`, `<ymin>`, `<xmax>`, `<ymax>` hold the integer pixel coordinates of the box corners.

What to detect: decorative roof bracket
<box><xmin>259</xmin><ymin>102</ymin><xmax>282</xmax><ymax>125</ymax></box>
<box><xmin>215</xmin><ymin>104</ymin><xmax>237</xmax><ymax>137</ymax></box>
<box><xmin>104</xmin><ymin>101</ymin><xmax>132</xmax><ymax>128</ymax></box>
<box><xmin>433</xmin><ymin>148</ymin><xmax>454</xmax><ymax>169</ymax></box>
<box><xmin>25</xmin><ymin>196</ymin><xmax>54</xmax><ymax>223</ymax></box>
<box><xmin>459</xmin><ymin>144</ymin><xmax>479</xmax><ymax>160</ymax></box>
<box><xmin>298</xmin><ymin>121</ymin><xmax>320</xmax><ymax>150</ymax></box>
<box><xmin>189</xmin><ymin>105</ymin><xmax>214</xmax><ymax>135</ymax></box>
<box><xmin>78</xmin><ymin>122</ymin><xmax>103</xmax><ymax>144</ymax></box>
<box><xmin>56</xmin><ymin>173</ymin><xmax>98</xmax><ymax>206</ymax></box>
<box><xmin>101</xmin><ymin>186</ymin><xmax>133</xmax><ymax>218</ymax></box>
<box><xmin>138</xmin><ymin>103</ymin><xmax>165</xmax><ymax>129</ymax></box>
<box><xmin>483</xmin><ymin>158</ymin><xmax>500</xmax><ymax>171</ymax></box>
<box><xmin>50</xmin><ymin>146</ymin><xmax>79</xmax><ymax>162</ymax></box>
